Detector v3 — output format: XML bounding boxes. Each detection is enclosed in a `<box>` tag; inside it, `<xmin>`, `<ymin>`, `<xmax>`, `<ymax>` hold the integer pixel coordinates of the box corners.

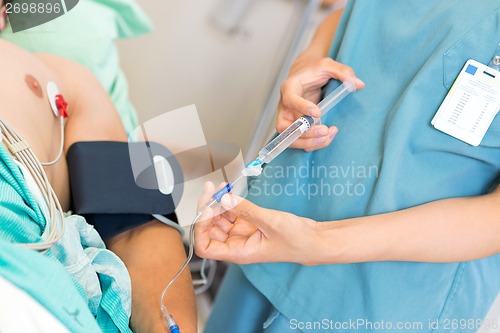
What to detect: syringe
<box><xmin>252</xmin><ymin>78</ymin><xmax>356</xmax><ymax>166</ymax></box>
<box><xmin>314</xmin><ymin>78</ymin><xmax>356</xmax><ymax>125</ymax></box>
<box><xmin>160</xmin><ymin>79</ymin><xmax>357</xmax><ymax>332</ymax></box>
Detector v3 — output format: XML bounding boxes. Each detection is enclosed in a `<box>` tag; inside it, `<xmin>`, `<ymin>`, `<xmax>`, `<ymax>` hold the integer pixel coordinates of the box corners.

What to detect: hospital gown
<box><xmin>0</xmin><ymin>143</ymin><xmax>132</xmax><ymax>332</ymax></box>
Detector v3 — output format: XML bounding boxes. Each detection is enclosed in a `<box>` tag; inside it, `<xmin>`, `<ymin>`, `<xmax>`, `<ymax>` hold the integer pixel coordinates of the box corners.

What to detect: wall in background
<box><xmin>117</xmin><ymin>0</ymin><xmax>304</xmax><ymax>152</ymax></box>
<box><xmin>117</xmin><ymin>0</ymin><xmax>325</xmax><ymax>225</ymax></box>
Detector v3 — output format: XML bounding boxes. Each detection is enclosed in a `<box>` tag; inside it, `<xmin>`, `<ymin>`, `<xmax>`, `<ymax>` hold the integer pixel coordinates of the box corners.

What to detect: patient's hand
<box><xmin>195</xmin><ymin>182</ymin><xmax>321</xmax><ymax>266</ymax></box>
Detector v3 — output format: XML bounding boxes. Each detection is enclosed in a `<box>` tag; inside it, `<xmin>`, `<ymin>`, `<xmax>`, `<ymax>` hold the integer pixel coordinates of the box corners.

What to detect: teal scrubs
<box><xmin>205</xmin><ymin>1</ymin><xmax>500</xmax><ymax>332</ymax></box>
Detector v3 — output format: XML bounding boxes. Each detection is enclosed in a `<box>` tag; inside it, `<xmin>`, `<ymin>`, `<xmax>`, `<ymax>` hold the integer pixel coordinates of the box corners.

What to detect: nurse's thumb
<box><xmin>221</xmin><ymin>195</ymin><xmax>271</xmax><ymax>232</ymax></box>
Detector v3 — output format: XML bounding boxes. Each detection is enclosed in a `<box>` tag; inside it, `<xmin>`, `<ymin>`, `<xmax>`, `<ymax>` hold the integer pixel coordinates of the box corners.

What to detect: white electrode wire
<box><xmin>10</xmin><ymin>127</ymin><xmax>63</xmax><ymax>249</ymax></box>
<box><xmin>0</xmin><ymin>119</ymin><xmax>65</xmax><ymax>253</ymax></box>
<box><xmin>1</xmin><ymin>120</ymin><xmax>64</xmax><ymax>251</ymax></box>
<box><xmin>41</xmin><ymin>116</ymin><xmax>65</xmax><ymax>166</ymax></box>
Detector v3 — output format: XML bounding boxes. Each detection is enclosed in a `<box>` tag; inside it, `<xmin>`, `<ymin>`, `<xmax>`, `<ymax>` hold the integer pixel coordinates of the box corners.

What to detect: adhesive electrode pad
<box><xmin>46</xmin><ymin>81</ymin><xmax>61</xmax><ymax>117</ymax></box>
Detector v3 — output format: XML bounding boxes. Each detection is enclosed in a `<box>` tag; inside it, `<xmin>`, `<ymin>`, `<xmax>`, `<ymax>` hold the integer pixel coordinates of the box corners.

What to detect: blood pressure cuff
<box><xmin>67</xmin><ymin>141</ymin><xmax>178</xmax><ymax>241</ymax></box>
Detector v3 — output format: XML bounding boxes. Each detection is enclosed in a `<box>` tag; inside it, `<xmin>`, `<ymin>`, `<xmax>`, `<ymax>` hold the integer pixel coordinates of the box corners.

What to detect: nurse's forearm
<box><xmin>317</xmin><ymin>187</ymin><xmax>500</xmax><ymax>264</ymax></box>
<box><xmin>303</xmin><ymin>9</ymin><xmax>344</xmax><ymax>57</ymax></box>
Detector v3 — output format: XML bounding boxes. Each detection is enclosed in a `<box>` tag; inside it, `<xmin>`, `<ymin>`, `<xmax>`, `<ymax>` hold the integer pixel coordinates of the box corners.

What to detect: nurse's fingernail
<box><xmin>221</xmin><ymin>195</ymin><xmax>231</xmax><ymax>207</ymax></box>
<box><xmin>315</xmin><ymin>127</ymin><xmax>328</xmax><ymax>136</ymax></box>
<box><xmin>329</xmin><ymin>128</ymin><xmax>338</xmax><ymax>139</ymax></box>
<box><xmin>309</xmin><ymin>107</ymin><xmax>321</xmax><ymax>118</ymax></box>
<box><xmin>222</xmin><ymin>195</ymin><xmax>239</xmax><ymax>209</ymax></box>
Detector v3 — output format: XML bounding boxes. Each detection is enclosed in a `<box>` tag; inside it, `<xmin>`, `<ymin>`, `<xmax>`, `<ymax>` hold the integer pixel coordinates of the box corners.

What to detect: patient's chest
<box><xmin>0</xmin><ymin>39</ymin><xmax>69</xmax><ymax>209</ymax></box>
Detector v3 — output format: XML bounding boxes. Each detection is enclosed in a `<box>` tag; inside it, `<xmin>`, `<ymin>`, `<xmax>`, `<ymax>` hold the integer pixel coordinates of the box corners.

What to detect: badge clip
<box><xmin>488</xmin><ymin>42</ymin><xmax>500</xmax><ymax>72</ymax></box>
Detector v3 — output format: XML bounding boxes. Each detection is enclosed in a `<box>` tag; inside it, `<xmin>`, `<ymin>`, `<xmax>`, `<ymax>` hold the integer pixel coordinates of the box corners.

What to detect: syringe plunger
<box><xmin>256</xmin><ymin>79</ymin><xmax>356</xmax><ymax>164</ymax></box>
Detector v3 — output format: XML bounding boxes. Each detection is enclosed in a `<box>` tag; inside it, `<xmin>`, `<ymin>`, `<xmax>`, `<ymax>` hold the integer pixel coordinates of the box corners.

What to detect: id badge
<box><xmin>431</xmin><ymin>59</ymin><xmax>500</xmax><ymax>146</ymax></box>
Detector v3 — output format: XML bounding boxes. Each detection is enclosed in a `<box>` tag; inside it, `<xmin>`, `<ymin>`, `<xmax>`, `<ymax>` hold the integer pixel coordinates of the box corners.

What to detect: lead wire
<box><xmin>0</xmin><ymin>119</ymin><xmax>65</xmax><ymax>253</ymax></box>
<box><xmin>160</xmin><ymin>175</ymin><xmax>245</xmax><ymax>332</ymax></box>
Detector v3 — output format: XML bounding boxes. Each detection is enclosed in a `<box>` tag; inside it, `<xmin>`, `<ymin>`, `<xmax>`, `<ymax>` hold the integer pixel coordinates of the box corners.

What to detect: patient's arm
<box><xmin>108</xmin><ymin>222</ymin><xmax>197</xmax><ymax>333</ymax></box>
<box><xmin>36</xmin><ymin>54</ymin><xmax>197</xmax><ymax>333</ymax></box>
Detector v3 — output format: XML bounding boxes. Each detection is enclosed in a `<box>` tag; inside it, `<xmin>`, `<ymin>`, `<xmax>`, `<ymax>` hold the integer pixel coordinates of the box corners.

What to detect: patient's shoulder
<box><xmin>34</xmin><ymin>53</ymin><xmax>94</xmax><ymax>81</ymax></box>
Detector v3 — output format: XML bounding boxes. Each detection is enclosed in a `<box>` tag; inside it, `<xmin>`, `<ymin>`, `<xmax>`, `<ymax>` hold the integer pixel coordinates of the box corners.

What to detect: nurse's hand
<box><xmin>278</xmin><ymin>54</ymin><xmax>364</xmax><ymax>152</ymax></box>
<box><xmin>195</xmin><ymin>182</ymin><xmax>321</xmax><ymax>265</ymax></box>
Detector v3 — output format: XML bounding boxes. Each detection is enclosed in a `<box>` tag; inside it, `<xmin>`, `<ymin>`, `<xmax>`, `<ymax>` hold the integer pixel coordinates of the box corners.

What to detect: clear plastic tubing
<box><xmin>258</xmin><ymin>79</ymin><xmax>356</xmax><ymax>164</ymax></box>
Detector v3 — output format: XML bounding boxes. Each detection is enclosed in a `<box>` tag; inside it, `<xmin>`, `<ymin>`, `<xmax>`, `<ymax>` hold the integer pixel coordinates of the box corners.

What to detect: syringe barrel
<box><xmin>259</xmin><ymin>116</ymin><xmax>314</xmax><ymax>163</ymax></box>
<box><xmin>255</xmin><ymin>79</ymin><xmax>356</xmax><ymax>165</ymax></box>
<box><xmin>314</xmin><ymin>79</ymin><xmax>356</xmax><ymax>125</ymax></box>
